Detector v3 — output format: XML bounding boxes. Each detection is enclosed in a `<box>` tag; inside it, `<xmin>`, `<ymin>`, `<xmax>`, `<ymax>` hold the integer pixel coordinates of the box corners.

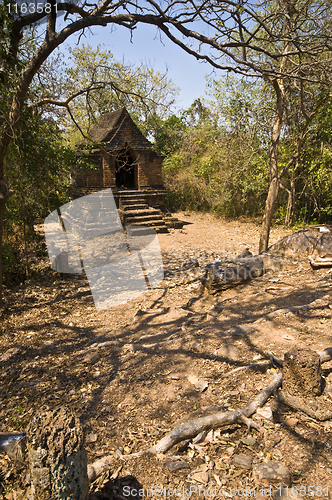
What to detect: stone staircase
<box><xmin>118</xmin><ymin>192</ymin><xmax>169</xmax><ymax>233</ymax></box>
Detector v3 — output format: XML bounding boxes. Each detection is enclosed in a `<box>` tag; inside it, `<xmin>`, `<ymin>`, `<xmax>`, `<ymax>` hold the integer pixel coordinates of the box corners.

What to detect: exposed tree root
<box><xmin>278</xmin><ymin>391</ymin><xmax>332</xmax><ymax>421</ymax></box>
<box><xmin>121</xmin><ymin>347</ymin><xmax>332</xmax><ymax>460</ymax></box>
<box><xmin>87</xmin><ymin>456</ymin><xmax>113</xmax><ymax>482</ymax></box>
<box><xmin>147</xmin><ymin>374</ymin><xmax>282</xmax><ymax>455</ymax></box>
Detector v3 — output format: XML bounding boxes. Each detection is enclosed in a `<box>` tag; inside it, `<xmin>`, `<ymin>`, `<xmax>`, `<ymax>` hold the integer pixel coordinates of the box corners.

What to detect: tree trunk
<box><xmin>259</xmin><ymin>78</ymin><xmax>285</xmax><ymax>253</ymax></box>
<box><xmin>289</xmin><ymin>173</ymin><xmax>296</xmax><ymax>225</ymax></box>
<box><xmin>0</xmin><ymin>12</ymin><xmax>117</xmax><ymax>306</ymax></box>
<box><xmin>259</xmin><ymin>176</ymin><xmax>280</xmax><ymax>253</ymax></box>
<box><xmin>284</xmin><ymin>189</ymin><xmax>292</xmax><ymax>226</ymax></box>
<box><xmin>0</xmin><ymin>198</ymin><xmax>5</xmax><ymax>308</ymax></box>
<box><xmin>0</xmin><ymin>182</ymin><xmax>12</xmax><ymax>307</ymax></box>
<box><xmin>284</xmin><ymin>168</ymin><xmax>296</xmax><ymax>226</ymax></box>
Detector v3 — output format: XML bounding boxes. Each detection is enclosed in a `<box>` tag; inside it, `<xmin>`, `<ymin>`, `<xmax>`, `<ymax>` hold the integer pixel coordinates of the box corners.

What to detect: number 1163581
<box><xmin>7</xmin><ymin>3</ymin><xmax>58</xmax><ymax>15</ymax></box>
<box><xmin>278</xmin><ymin>486</ymin><xmax>329</xmax><ymax>497</ymax></box>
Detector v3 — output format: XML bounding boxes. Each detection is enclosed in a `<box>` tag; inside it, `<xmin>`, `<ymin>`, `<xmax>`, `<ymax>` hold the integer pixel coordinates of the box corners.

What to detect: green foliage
<box><xmin>162</xmin><ymin>82</ymin><xmax>271</xmax><ymax>216</ymax></box>
<box><xmin>153</xmin><ymin>115</ymin><xmax>187</xmax><ymax>156</ymax></box>
<box><xmin>0</xmin><ymin>37</ymin><xmax>179</xmax><ymax>285</ymax></box>
<box><xmin>277</xmin><ymin>87</ymin><xmax>332</xmax><ymax>224</ymax></box>
<box><xmin>61</xmin><ymin>44</ymin><xmax>179</xmax><ymax>144</ymax></box>
<box><xmin>162</xmin><ymin>75</ymin><xmax>332</xmax><ymax>225</ymax></box>
<box><xmin>3</xmin><ymin>110</ymin><xmax>76</xmax><ymax>283</ymax></box>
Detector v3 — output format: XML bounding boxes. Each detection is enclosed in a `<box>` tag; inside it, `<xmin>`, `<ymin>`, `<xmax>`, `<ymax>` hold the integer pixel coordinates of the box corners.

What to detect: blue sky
<box><xmin>70</xmin><ymin>23</ymin><xmax>220</xmax><ymax>110</ymax></box>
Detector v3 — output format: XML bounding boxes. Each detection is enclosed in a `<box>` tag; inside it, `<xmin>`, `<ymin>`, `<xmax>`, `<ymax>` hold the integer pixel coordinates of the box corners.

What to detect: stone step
<box><xmin>127</xmin><ymin>222</ymin><xmax>169</xmax><ymax>233</ymax></box>
<box><xmin>153</xmin><ymin>225</ymin><xmax>169</xmax><ymax>234</ymax></box>
<box><xmin>123</xmin><ymin>209</ymin><xmax>161</xmax><ymax>217</ymax></box>
<box><xmin>118</xmin><ymin>193</ymin><xmax>169</xmax><ymax>233</ymax></box>
<box><xmin>120</xmin><ymin>197</ymin><xmax>147</xmax><ymax>203</ymax></box>
<box><xmin>121</xmin><ymin>204</ymin><xmax>149</xmax><ymax>211</ymax></box>
<box><xmin>125</xmin><ymin>225</ymin><xmax>157</xmax><ymax>236</ymax></box>
<box><xmin>119</xmin><ymin>195</ymin><xmax>147</xmax><ymax>203</ymax></box>
<box><xmin>125</xmin><ymin>214</ymin><xmax>166</xmax><ymax>224</ymax></box>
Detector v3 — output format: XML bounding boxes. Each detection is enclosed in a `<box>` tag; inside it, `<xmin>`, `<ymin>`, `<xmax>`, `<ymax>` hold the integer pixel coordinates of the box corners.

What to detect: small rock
<box><xmin>282</xmin><ymin>333</ymin><xmax>295</xmax><ymax>340</ymax></box>
<box><xmin>284</xmin><ymin>417</ymin><xmax>298</xmax><ymax>428</ymax></box>
<box><xmin>0</xmin><ymin>347</ymin><xmax>22</xmax><ymax>362</ymax></box>
<box><xmin>215</xmin><ymin>344</ymin><xmax>240</xmax><ymax>360</ymax></box>
<box><xmin>190</xmin><ymin>471</ymin><xmax>209</xmax><ymax>483</ymax></box>
<box><xmin>165</xmin><ymin>460</ymin><xmax>190</xmax><ymax>472</ymax></box>
<box><xmin>253</xmin><ymin>354</ymin><xmax>263</xmax><ymax>361</ymax></box>
<box><xmin>190</xmin><ymin>342</ymin><xmax>200</xmax><ymax>351</ymax></box>
<box><xmin>188</xmin><ymin>375</ymin><xmax>208</xmax><ymax>392</ymax></box>
<box><xmin>83</xmin><ymin>353</ymin><xmax>100</xmax><ymax>364</ymax></box>
<box><xmin>233</xmin><ymin>454</ymin><xmax>252</xmax><ymax>469</ymax></box>
<box><xmin>253</xmin><ymin>461</ymin><xmax>290</xmax><ymax>485</ymax></box>
<box><xmin>86</xmin><ymin>433</ymin><xmax>98</xmax><ymax>444</ymax></box>
<box><xmin>241</xmin><ymin>436</ymin><xmax>256</xmax><ymax>446</ymax></box>
<box><xmin>256</xmin><ymin>406</ymin><xmax>273</xmax><ymax>420</ymax></box>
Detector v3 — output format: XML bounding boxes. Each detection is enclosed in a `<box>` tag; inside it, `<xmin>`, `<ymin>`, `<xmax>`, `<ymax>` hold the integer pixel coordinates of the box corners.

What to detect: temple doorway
<box><xmin>115</xmin><ymin>148</ymin><xmax>137</xmax><ymax>189</ymax></box>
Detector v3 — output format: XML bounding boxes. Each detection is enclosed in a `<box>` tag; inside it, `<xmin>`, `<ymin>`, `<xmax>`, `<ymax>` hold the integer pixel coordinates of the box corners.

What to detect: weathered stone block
<box><xmin>283</xmin><ymin>348</ymin><xmax>322</xmax><ymax>397</ymax></box>
<box><xmin>253</xmin><ymin>461</ymin><xmax>290</xmax><ymax>485</ymax></box>
<box><xmin>27</xmin><ymin>407</ymin><xmax>89</xmax><ymax>500</ymax></box>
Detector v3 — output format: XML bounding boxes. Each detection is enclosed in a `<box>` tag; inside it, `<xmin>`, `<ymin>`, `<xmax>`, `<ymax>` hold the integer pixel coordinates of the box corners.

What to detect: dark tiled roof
<box><xmin>86</xmin><ymin>107</ymin><xmax>151</xmax><ymax>149</ymax></box>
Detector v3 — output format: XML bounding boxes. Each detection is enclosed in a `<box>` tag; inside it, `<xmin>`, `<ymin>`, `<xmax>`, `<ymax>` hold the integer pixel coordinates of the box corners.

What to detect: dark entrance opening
<box><xmin>115</xmin><ymin>149</ymin><xmax>136</xmax><ymax>189</ymax></box>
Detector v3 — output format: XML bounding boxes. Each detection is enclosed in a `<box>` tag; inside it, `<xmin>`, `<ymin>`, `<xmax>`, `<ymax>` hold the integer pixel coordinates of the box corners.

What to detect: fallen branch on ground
<box><xmin>147</xmin><ymin>374</ymin><xmax>282</xmax><ymax>455</ymax></box>
<box><xmin>123</xmin><ymin>347</ymin><xmax>332</xmax><ymax>458</ymax></box>
<box><xmin>278</xmin><ymin>391</ymin><xmax>332</xmax><ymax>421</ymax></box>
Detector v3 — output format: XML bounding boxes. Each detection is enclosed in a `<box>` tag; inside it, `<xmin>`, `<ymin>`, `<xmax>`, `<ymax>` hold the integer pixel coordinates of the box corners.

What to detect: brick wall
<box><xmin>102</xmin><ymin>151</ymin><xmax>116</xmax><ymax>187</ymax></box>
<box><xmin>74</xmin><ymin>112</ymin><xmax>164</xmax><ymax>191</ymax></box>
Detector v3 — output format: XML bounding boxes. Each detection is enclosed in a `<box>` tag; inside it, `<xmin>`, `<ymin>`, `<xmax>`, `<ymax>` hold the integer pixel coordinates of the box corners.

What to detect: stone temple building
<box><xmin>71</xmin><ymin>108</ymin><xmax>181</xmax><ymax>232</ymax></box>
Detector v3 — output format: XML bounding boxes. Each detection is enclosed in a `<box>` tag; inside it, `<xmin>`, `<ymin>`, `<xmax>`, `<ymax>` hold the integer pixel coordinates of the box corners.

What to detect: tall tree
<box><xmin>32</xmin><ymin>44</ymin><xmax>179</xmax><ymax>143</ymax></box>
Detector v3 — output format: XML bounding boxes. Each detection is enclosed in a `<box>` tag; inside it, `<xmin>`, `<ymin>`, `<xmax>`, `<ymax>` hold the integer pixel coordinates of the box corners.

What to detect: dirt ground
<box><xmin>0</xmin><ymin>212</ymin><xmax>332</xmax><ymax>499</ymax></box>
